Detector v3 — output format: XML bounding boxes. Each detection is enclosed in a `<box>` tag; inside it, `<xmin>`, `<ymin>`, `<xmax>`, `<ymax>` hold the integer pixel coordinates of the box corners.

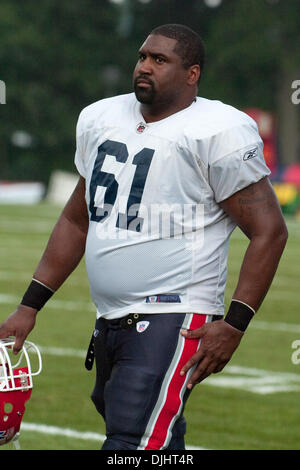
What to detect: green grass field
<box><xmin>0</xmin><ymin>203</ymin><xmax>299</xmax><ymax>450</ymax></box>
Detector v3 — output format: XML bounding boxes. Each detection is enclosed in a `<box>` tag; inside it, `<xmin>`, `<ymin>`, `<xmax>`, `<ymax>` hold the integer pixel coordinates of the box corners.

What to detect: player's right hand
<box><xmin>0</xmin><ymin>305</ymin><xmax>38</xmax><ymax>354</ymax></box>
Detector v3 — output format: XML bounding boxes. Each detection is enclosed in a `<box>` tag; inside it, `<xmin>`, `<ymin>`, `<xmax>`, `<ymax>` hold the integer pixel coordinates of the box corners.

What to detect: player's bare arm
<box><xmin>32</xmin><ymin>175</ymin><xmax>88</xmax><ymax>291</ymax></box>
<box><xmin>180</xmin><ymin>176</ymin><xmax>288</xmax><ymax>388</ymax></box>
<box><xmin>0</xmin><ymin>176</ymin><xmax>89</xmax><ymax>353</ymax></box>
<box><xmin>220</xmin><ymin>176</ymin><xmax>288</xmax><ymax>310</ymax></box>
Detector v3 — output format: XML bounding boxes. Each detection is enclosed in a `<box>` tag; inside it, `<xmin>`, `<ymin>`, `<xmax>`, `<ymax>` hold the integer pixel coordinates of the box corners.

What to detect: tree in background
<box><xmin>0</xmin><ymin>0</ymin><xmax>299</xmax><ymax>183</ymax></box>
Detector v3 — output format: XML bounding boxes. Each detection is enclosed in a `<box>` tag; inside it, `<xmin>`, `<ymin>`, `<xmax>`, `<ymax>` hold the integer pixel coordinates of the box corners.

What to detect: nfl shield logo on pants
<box><xmin>136</xmin><ymin>321</ymin><xmax>150</xmax><ymax>333</ymax></box>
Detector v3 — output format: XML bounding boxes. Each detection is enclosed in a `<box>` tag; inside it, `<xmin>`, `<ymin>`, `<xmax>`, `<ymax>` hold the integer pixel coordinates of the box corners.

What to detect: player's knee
<box><xmin>101</xmin><ymin>435</ymin><xmax>138</xmax><ymax>450</ymax></box>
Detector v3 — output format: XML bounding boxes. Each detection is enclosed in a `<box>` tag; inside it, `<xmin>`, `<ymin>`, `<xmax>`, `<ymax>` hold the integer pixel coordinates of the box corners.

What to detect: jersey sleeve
<box><xmin>74</xmin><ymin>110</ymin><xmax>86</xmax><ymax>178</ymax></box>
<box><xmin>208</xmin><ymin>120</ymin><xmax>271</xmax><ymax>203</ymax></box>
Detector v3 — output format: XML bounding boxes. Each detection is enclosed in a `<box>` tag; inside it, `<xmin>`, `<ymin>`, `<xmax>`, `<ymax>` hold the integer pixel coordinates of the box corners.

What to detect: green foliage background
<box><xmin>0</xmin><ymin>0</ymin><xmax>299</xmax><ymax>183</ymax></box>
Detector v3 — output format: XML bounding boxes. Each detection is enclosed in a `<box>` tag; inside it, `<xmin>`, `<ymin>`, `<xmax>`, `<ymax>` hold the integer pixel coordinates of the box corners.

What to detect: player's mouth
<box><xmin>134</xmin><ymin>76</ymin><xmax>156</xmax><ymax>104</ymax></box>
<box><xmin>135</xmin><ymin>77</ymin><xmax>153</xmax><ymax>88</ymax></box>
<box><xmin>137</xmin><ymin>82</ymin><xmax>151</xmax><ymax>88</ymax></box>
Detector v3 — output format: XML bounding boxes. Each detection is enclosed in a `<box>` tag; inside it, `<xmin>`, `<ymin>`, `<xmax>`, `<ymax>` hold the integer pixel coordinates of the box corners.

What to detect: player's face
<box><xmin>133</xmin><ymin>34</ymin><xmax>190</xmax><ymax>107</ymax></box>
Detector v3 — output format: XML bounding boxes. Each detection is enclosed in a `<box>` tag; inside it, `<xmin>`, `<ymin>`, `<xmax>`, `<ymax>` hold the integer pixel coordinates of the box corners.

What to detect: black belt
<box><xmin>85</xmin><ymin>313</ymin><xmax>145</xmax><ymax>371</ymax></box>
<box><xmin>119</xmin><ymin>313</ymin><xmax>145</xmax><ymax>329</ymax></box>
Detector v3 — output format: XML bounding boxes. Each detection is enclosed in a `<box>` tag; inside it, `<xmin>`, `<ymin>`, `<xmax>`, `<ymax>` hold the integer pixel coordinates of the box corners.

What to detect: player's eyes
<box><xmin>138</xmin><ymin>54</ymin><xmax>166</xmax><ymax>64</ymax></box>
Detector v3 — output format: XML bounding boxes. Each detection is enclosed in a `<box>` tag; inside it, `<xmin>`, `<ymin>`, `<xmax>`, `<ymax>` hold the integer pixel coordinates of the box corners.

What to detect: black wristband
<box><xmin>21</xmin><ymin>279</ymin><xmax>55</xmax><ymax>311</ymax></box>
<box><xmin>224</xmin><ymin>300</ymin><xmax>255</xmax><ymax>332</ymax></box>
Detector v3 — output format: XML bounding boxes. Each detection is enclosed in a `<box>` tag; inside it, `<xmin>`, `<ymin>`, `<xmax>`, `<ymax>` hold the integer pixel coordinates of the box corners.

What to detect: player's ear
<box><xmin>187</xmin><ymin>65</ymin><xmax>200</xmax><ymax>86</ymax></box>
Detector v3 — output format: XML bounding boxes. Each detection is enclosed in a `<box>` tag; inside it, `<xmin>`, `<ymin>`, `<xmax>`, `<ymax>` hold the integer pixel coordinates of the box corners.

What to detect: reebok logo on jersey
<box><xmin>136</xmin><ymin>321</ymin><xmax>150</xmax><ymax>333</ymax></box>
<box><xmin>243</xmin><ymin>147</ymin><xmax>258</xmax><ymax>161</ymax></box>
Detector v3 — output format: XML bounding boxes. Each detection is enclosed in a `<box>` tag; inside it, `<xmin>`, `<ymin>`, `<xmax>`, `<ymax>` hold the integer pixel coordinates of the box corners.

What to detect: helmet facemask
<box><xmin>0</xmin><ymin>338</ymin><xmax>42</xmax><ymax>447</ymax></box>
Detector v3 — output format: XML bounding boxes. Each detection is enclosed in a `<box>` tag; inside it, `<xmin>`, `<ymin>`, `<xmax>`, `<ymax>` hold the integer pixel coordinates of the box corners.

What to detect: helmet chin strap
<box><xmin>12</xmin><ymin>432</ymin><xmax>21</xmax><ymax>450</ymax></box>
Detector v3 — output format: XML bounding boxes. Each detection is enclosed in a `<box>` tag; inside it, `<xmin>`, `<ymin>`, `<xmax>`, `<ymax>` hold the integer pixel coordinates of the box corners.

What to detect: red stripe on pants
<box><xmin>145</xmin><ymin>313</ymin><xmax>208</xmax><ymax>450</ymax></box>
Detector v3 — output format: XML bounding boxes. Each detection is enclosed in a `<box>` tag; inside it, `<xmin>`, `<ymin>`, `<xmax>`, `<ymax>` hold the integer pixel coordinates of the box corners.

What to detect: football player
<box><xmin>0</xmin><ymin>24</ymin><xmax>288</xmax><ymax>450</ymax></box>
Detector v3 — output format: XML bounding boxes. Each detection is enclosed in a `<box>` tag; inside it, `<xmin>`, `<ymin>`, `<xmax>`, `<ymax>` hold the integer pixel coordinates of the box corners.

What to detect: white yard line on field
<box><xmin>0</xmin><ymin>271</ymin><xmax>33</xmax><ymax>281</ymax></box>
<box><xmin>250</xmin><ymin>320</ymin><xmax>300</xmax><ymax>334</ymax></box>
<box><xmin>0</xmin><ymin>220</ymin><xmax>55</xmax><ymax>233</ymax></box>
<box><xmin>38</xmin><ymin>344</ymin><xmax>86</xmax><ymax>358</ymax></box>
<box><xmin>20</xmin><ymin>422</ymin><xmax>206</xmax><ymax>450</ymax></box>
<box><xmin>0</xmin><ymin>270</ymin><xmax>89</xmax><ymax>287</ymax></box>
<box><xmin>21</xmin><ymin>422</ymin><xmax>106</xmax><ymax>443</ymax></box>
<box><xmin>34</xmin><ymin>345</ymin><xmax>300</xmax><ymax>395</ymax></box>
<box><xmin>0</xmin><ymin>293</ymin><xmax>95</xmax><ymax>312</ymax></box>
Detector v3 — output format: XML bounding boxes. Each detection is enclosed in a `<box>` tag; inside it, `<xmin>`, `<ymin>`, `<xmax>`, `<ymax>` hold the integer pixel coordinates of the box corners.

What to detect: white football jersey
<box><xmin>75</xmin><ymin>93</ymin><xmax>270</xmax><ymax>319</ymax></box>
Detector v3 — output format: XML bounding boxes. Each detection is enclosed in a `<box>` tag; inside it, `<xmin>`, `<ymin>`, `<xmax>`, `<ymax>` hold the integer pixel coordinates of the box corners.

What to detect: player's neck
<box><xmin>140</xmin><ymin>96</ymin><xmax>197</xmax><ymax>123</ymax></box>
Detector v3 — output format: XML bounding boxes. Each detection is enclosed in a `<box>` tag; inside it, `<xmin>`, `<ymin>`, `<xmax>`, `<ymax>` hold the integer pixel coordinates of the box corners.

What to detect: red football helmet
<box><xmin>0</xmin><ymin>338</ymin><xmax>42</xmax><ymax>447</ymax></box>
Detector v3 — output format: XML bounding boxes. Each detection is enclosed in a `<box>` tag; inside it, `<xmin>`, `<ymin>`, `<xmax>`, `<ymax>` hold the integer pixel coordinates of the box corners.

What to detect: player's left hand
<box><xmin>180</xmin><ymin>320</ymin><xmax>243</xmax><ymax>389</ymax></box>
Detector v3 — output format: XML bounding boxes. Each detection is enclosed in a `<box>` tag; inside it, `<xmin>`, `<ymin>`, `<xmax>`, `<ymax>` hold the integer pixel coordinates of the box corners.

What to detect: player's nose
<box><xmin>136</xmin><ymin>57</ymin><xmax>153</xmax><ymax>75</ymax></box>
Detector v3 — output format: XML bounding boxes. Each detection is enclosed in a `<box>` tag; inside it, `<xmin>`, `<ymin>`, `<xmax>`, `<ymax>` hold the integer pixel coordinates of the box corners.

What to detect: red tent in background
<box><xmin>282</xmin><ymin>163</ymin><xmax>300</xmax><ymax>190</ymax></box>
<box><xmin>244</xmin><ymin>108</ymin><xmax>278</xmax><ymax>176</ymax></box>
<box><xmin>244</xmin><ymin>109</ymin><xmax>300</xmax><ymax>216</ymax></box>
